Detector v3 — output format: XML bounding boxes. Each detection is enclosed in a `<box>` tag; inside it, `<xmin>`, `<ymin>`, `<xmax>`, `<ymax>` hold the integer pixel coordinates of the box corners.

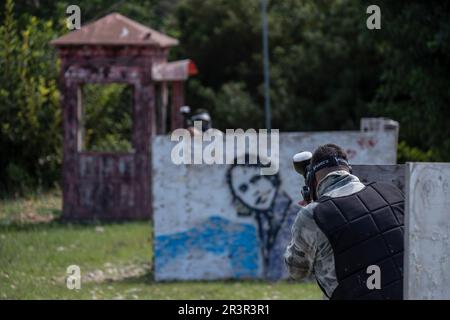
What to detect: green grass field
<box><xmin>0</xmin><ymin>191</ymin><xmax>321</xmax><ymax>299</ymax></box>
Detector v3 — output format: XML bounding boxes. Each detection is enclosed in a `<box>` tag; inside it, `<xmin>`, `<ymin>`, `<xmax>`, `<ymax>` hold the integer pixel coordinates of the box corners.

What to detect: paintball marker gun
<box><xmin>180</xmin><ymin>105</ymin><xmax>192</xmax><ymax>128</ymax></box>
<box><xmin>292</xmin><ymin>151</ymin><xmax>313</xmax><ymax>204</ymax></box>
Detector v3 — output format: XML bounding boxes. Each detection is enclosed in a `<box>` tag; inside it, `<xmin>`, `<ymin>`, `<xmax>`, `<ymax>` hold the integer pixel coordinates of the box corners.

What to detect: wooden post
<box><xmin>161</xmin><ymin>82</ymin><xmax>168</xmax><ymax>133</ymax></box>
<box><xmin>171</xmin><ymin>81</ymin><xmax>184</xmax><ymax>131</ymax></box>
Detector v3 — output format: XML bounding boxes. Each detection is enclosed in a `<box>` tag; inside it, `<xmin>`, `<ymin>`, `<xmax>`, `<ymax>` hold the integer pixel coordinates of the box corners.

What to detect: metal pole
<box><xmin>261</xmin><ymin>0</ymin><xmax>271</xmax><ymax>131</ymax></box>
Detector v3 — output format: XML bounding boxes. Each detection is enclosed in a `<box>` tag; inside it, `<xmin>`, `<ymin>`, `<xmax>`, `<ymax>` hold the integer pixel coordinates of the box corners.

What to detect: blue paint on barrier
<box><xmin>155</xmin><ymin>216</ymin><xmax>260</xmax><ymax>278</ymax></box>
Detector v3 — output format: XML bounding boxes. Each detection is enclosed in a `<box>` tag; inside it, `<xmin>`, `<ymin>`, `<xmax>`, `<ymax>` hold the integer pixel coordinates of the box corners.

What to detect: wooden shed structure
<box><xmin>51</xmin><ymin>13</ymin><xmax>196</xmax><ymax>219</ymax></box>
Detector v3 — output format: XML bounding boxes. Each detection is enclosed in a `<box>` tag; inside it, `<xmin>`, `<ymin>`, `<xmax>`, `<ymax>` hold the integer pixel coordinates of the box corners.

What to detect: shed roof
<box><xmin>51</xmin><ymin>13</ymin><xmax>179</xmax><ymax>47</ymax></box>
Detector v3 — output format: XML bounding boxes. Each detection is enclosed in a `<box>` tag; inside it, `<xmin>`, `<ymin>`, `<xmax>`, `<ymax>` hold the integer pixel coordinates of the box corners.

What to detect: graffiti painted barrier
<box><xmin>153</xmin><ymin>131</ymin><xmax>398</xmax><ymax>281</ymax></box>
<box><xmin>404</xmin><ymin>162</ymin><xmax>450</xmax><ymax>299</ymax></box>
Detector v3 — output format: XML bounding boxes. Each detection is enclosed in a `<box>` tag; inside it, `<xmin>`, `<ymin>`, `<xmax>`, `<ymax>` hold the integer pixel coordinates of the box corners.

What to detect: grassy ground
<box><xmin>0</xmin><ymin>191</ymin><xmax>321</xmax><ymax>299</ymax></box>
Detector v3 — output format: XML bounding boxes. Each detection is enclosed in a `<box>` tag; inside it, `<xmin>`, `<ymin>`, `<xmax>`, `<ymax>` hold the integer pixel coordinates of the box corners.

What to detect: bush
<box><xmin>397</xmin><ymin>141</ymin><xmax>435</xmax><ymax>163</ymax></box>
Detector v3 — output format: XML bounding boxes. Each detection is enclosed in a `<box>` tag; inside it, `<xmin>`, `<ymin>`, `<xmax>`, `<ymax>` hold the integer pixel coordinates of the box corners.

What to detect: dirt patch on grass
<box><xmin>55</xmin><ymin>262</ymin><xmax>152</xmax><ymax>285</ymax></box>
<box><xmin>16</xmin><ymin>211</ymin><xmax>56</xmax><ymax>224</ymax></box>
<box><xmin>83</xmin><ymin>262</ymin><xmax>152</xmax><ymax>283</ymax></box>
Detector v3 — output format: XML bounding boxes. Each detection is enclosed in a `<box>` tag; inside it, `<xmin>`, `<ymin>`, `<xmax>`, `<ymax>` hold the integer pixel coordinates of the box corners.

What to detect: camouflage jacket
<box><xmin>284</xmin><ymin>170</ymin><xmax>365</xmax><ymax>298</ymax></box>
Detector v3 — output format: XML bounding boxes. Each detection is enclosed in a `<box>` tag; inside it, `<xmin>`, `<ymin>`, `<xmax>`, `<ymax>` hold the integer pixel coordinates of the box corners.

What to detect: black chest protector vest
<box><xmin>313</xmin><ymin>182</ymin><xmax>404</xmax><ymax>300</ymax></box>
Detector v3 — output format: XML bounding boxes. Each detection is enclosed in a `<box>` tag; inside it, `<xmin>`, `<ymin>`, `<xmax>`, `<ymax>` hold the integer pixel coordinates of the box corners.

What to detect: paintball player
<box><xmin>180</xmin><ymin>107</ymin><xmax>213</xmax><ymax>135</ymax></box>
<box><xmin>285</xmin><ymin>144</ymin><xmax>405</xmax><ymax>299</ymax></box>
<box><xmin>190</xmin><ymin>108</ymin><xmax>213</xmax><ymax>132</ymax></box>
<box><xmin>182</xmin><ymin>107</ymin><xmax>223</xmax><ymax>137</ymax></box>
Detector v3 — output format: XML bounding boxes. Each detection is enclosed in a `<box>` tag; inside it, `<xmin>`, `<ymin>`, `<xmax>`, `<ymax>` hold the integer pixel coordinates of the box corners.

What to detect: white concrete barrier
<box><xmin>152</xmin><ymin>131</ymin><xmax>398</xmax><ymax>281</ymax></box>
<box><xmin>404</xmin><ymin>162</ymin><xmax>450</xmax><ymax>299</ymax></box>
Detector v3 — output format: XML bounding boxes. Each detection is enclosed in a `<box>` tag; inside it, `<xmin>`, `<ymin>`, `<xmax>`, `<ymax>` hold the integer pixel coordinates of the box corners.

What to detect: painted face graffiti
<box><xmin>229</xmin><ymin>165</ymin><xmax>277</xmax><ymax>211</ymax></box>
<box><xmin>226</xmin><ymin>155</ymin><xmax>298</xmax><ymax>279</ymax></box>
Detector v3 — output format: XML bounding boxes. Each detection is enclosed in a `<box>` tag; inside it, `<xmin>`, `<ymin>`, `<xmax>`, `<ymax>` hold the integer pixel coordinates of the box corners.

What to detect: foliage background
<box><xmin>1</xmin><ymin>0</ymin><xmax>449</xmax><ymax>195</ymax></box>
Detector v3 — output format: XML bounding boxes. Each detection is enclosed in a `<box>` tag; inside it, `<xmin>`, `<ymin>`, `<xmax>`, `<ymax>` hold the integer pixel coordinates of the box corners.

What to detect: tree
<box><xmin>369</xmin><ymin>0</ymin><xmax>450</xmax><ymax>161</ymax></box>
<box><xmin>173</xmin><ymin>0</ymin><xmax>382</xmax><ymax>131</ymax></box>
<box><xmin>0</xmin><ymin>0</ymin><xmax>61</xmax><ymax>194</ymax></box>
<box><xmin>173</xmin><ymin>0</ymin><xmax>450</xmax><ymax>161</ymax></box>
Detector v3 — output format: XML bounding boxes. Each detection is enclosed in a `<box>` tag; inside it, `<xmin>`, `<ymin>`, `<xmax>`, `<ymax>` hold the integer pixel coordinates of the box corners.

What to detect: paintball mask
<box><xmin>191</xmin><ymin>110</ymin><xmax>212</xmax><ymax>132</ymax></box>
<box><xmin>293</xmin><ymin>151</ymin><xmax>352</xmax><ymax>202</ymax></box>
